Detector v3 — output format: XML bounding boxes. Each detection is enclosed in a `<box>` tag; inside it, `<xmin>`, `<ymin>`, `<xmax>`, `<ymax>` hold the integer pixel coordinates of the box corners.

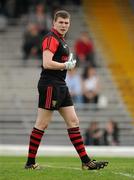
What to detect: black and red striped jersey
<box><xmin>39</xmin><ymin>28</ymin><xmax>70</xmax><ymax>85</ymax></box>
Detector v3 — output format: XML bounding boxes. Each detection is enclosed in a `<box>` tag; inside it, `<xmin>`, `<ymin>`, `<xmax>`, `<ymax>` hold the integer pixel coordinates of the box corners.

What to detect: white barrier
<box><xmin>0</xmin><ymin>145</ymin><xmax>134</xmax><ymax>157</ymax></box>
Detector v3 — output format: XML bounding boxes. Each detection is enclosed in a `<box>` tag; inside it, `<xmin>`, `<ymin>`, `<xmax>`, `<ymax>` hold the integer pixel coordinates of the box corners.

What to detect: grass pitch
<box><xmin>0</xmin><ymin>156</ymin><xmax>134</xmax><ymax>180</ymax></box>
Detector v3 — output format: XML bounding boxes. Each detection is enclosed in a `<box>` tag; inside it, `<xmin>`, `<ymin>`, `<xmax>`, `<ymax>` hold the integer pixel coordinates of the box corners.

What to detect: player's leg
<box><xmin>25</xmin><ymin>84</ymin><xmax>55</xmax><ymax>169</ymax></box>
<box><xmin>59</xmin><ymin>106</ymin><xmax>91</xmax><ymax>162</ymax></box>
<box><xmin>25</xmin><ymin>108</ymin><xmax>53</xmax><ymax>169</ymax></box>
<box><xmin>59</xmin><ymin>106</ymin><xmax>108</xmax><ymax>170</ymax></box>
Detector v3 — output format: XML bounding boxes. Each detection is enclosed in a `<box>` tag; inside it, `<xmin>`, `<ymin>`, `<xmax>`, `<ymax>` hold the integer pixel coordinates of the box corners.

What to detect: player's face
<box><xmin>53</xmin><ymin>17</ymin><xmax>70</xmax><ymax>36</ymax></box>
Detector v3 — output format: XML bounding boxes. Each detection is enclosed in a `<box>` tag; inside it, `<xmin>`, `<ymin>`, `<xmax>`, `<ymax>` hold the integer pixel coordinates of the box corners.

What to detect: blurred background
<box><xmin>0</xmin><ymin>0</ymin><xmax>134</xmax><ymax>148</ymax></box>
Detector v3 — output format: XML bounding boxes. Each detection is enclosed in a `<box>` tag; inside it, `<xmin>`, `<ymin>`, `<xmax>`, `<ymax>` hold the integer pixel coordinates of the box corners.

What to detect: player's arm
<box><xmin>43</xmin><ymin>50</ymin><xmax>76</xmax><ymax>70</ymax></box>
<box><xmin>42</xmin><ymin>35</ymin><xmax>76</xmax><ymax>70</ymax></box>
<box><xmin>43</xmin><ymin>50</ymin><xmax>66</xmax><ymax>70</ymax></box>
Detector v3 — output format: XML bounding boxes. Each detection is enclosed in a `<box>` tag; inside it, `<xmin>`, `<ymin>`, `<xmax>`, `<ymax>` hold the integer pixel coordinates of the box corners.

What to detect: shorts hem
<box><xmin>38</xmin><ymin>106</ymin><xmax>56</xmax><ymax>111</ymax></box>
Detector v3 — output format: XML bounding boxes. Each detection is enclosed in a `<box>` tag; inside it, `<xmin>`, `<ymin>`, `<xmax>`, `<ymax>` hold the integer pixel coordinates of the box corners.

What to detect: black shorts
<box><xmin>38</xmin><ymin>84</ymin><xmax>73</xmax><ymax>110</ymax></box>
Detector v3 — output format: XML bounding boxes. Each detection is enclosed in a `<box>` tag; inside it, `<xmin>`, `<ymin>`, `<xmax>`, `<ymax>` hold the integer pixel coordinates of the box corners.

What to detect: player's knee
<box><xmin>69</xmin><ymin>117</ymin><xmax>79</xmax><ymax>127</ymax></box>
<box><xmin>35</xmin><ymin>121</ymin><xmax>49</xmax><ymax>130</ymax></box>
<box><xmin>42</xmin><ymin>123</ymin><xmax>48</xmax><ymax>130</ymax></box>
<box><xmin>36</xmin><ymin>124</ymin><xmax>48</xmax><ymax>130</ymax></box>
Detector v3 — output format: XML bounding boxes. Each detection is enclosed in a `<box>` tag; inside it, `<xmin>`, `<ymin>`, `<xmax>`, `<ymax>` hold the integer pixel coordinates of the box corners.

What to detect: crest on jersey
<box><xmin>52</xmin><ymin>100</ymin><xmax>57</xmax><ymax>107</ymax></box>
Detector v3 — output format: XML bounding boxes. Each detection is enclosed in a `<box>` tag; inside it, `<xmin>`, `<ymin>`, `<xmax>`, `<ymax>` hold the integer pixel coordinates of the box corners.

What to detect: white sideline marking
<box><xmin>44</xmin><ymin>165</ymin><xmax>81</xmax><ymax>171</ymax></box>
<box><xmin>113</xmin><ymin>172</ymin><xmax>134</xmax><ymax>179</ymax></box>
<box><xmin>2</xmin><ymin>162</ymin><xmax>134</xmax><ymax>178</ymax></box>
<box><xmin>44</xmin><ymin>165</ymin><xmax>134</xmax><ymax>178</ymax></box>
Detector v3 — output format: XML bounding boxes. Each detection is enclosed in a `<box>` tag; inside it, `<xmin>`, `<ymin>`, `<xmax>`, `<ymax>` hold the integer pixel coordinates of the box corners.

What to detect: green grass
<box><xmin>0</xmin><ymin>156</ymin><xmax>134</xmax><ymax>180</ymax></box>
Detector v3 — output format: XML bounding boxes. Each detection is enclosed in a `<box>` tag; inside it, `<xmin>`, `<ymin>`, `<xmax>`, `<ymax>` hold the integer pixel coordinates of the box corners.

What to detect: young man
<box><xmin>25</xmin><ymin>10</ymin><xmax>108</xmax><ymax>170</ymax></box>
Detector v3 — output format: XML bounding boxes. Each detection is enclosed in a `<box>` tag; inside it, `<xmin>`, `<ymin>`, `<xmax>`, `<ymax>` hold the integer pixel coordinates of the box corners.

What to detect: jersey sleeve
<box><xmin>42</xmin><ymin>36</ymin><xmax>59</xmax><ymax>54</ymax></box>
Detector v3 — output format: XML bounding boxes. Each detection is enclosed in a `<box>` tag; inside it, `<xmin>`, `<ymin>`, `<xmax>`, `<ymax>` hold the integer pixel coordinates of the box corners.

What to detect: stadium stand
<box><xmin>83</xmin><ymin>0</ymin><xmax>134</xmax><ymax>123</ymax></box>
<box><xmin>0</xmin><ymin>2</ymin><xmax>134</xmax><ymax>146</ymax></box>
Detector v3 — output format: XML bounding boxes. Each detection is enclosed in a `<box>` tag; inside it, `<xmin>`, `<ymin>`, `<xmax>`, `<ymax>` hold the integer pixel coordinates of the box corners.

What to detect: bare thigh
<box><xmin>59</xmin><ymin>106</ymin><xmax>79</xmax><ymax>128</ymax></box>
<box><xmin>35</xmin><ymin>108</ymin><xmax>53</xmax><ymax>130</ymax></box>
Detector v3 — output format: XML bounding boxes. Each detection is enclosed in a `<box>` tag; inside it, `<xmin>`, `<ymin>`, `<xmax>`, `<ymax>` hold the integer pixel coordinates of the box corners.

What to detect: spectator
<box><xmin>82</xmin><ymin>66</ymin><xmax>100</xmax><ymax>106</ymax></box>
<box><xmin>3</xmin><ymin>0</ymin><xmax>30</xmax><ymax>20</ymax></box>
<box><xmin>66</xmin><ymin>67</ymin><xmax>83</xmax><ymax>104</ymax></box>
<box><xmin>27</xmin><ymin>3</ymin><xmax>51</xmax><ymax>36</ymax></box>
<box><xmin>74</xmin><ymin>31</ymin><xmax>96</xmax><ymax>67</ymax></box>
<box><xmin>103</xmin><ymin>120</ymin><xmax>119</xmax><ymax>146</ymax></box>
<box><xmin>84</xmin><ymin>121</ymin><xmax>103</xmax><ymax>145</ymax></box>
<box><xmin>22</xmin><ymin>23</ymin><xmax>42</xmax><ymax>61</ymax></box>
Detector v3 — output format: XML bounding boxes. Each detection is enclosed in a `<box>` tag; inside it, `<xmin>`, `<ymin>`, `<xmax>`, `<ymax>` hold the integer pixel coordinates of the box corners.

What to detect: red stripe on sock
<box><xmin>73</xmin><ymin>138</ymin><xmax>82</xmax><ymax>144</ymax></box>
<box><xmin>75</xmin><ymin>144</ymin><xmax>84</xmax><ymax>151</ymax></box>
<box><xmin>32</xmin><ymin>132</ymin><xmax>43</xmax><ymax>139</ymax></box>
<box><xmin>79</xmin><ymin>151</ymin><xmax>87</xmax><ymax>157</ymax></box>
<box><xmin>29</xmin><ymin>145</ymin><xmax>38</xmax><ymax>151</ymax></box>
<box><xmin>69</xmin><ymin>133</ymin><xmax>80</xmax><ymax>139</ymax></box>
<box><xmin>30</xmin><ymin>139</ymin><xmax>40</xmax><ymax>145</ymax></box>
<box><xmin>27</xmin><ymin>128</ymin><xmax>44</xmax><ymax>164</ymax></box>
<box><xmin>28</xmin><ymin>153</ymin><xmax>36</xmax><ymax>158</ymax></box>
<box><xmin>68</xmin><ymin>127</ymin><xmax>79</xmax><ymax>132</ymax></box>
<box><xmin>34</xmin><ymin>129</ymin><xmax>44</xmax><ymax>135</ymax></box>
<box><xmin>68</xmin><ymin>127</ymin><xmax>89</xmax><ymax>163</ymax></box>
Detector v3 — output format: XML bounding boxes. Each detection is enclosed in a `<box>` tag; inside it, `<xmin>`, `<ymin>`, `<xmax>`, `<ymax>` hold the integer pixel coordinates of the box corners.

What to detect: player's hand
<box><xmin>64</xmin><ymin>53</ymin><xmax>76</xmax><ymax>70</ymax></box>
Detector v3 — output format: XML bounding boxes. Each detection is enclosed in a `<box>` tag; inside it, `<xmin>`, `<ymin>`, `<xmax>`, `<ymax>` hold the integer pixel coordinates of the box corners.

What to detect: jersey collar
<box><xmin>51</xmin><ymin>28</ymin><xmax>64</xmax><ymax>39</ymax></box>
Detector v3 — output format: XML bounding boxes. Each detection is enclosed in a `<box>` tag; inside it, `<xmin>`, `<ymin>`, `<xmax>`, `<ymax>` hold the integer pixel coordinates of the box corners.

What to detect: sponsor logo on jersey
<box><xmin>63</xmin><ymin>44</ymin><xmax>67</xmax><ymax>48</ymax></box>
